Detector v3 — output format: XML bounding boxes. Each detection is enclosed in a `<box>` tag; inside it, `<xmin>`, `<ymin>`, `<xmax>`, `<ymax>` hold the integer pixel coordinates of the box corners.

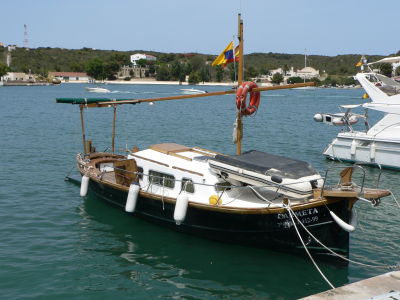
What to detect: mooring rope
<box><xmin>284</xmin><ymin>204</ymin><xmax>398</xmax><ymax>270</ymax></box>
<box><xmin>286</xmin><ymin>202</ymin><xmax>335</xmax><ymax>289</ymax></box>
<box><xmin>390</xmin><ymin>191</ymin><xmax>400</xmax><ymax>209</ymax></box>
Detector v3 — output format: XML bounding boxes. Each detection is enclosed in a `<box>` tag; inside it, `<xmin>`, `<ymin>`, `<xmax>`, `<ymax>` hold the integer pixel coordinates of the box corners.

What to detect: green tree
<box><xmin>171</xmin><ymin>61</ymin><xmax>183</xmax><ymax>81</ymax></box>
<box><xmin>189</xmin><ymin>55</ymin><xmax>204</xmax><ymax>72</ymax></box>
<box><xmin>70</xmin><ymin>62</ymin><xmax>85</xmax><ymax>72</ymax></box>
<box><xmin>283</xmin><ymin>64</ymin><xmax>290</xmax><ymax>75</ymax></box>
<box><xmin>215</xmin><ymin>65</ymin><xmax>224</xmax><ymax>82</ymax></box>
<box><xmin>271</xmin><ymin>73</ymin><xmax>284</xmax><ymax>84</ymax></box>
<box><xmin>287</xmin><ymin>76</ymin><xmax>303</xmax><ymax>84</ymax></box>
<box><xmin>136</xmin><ymin>59</ymin><xmax>147</xmax><ymax>68</ymax></box>
<box><xmin>188</xmin><ymin>71</ymin><xmax>201</xmax><ymax>84</ymax></box>
<box><xmin>310</xmin><ymin>77</ymin><xmax>322</xmax><ymax>86</ymax></box>
<box><xmin>110</xmin><ymin>53</ymin><xmax>130</xmax><ymax>66</ymax></box>
<box><xmin>323</xmin><ymin>76</ymin><xmax>337</xmax><ymax>86</ymax></box>
<box><xmin>380</xmin><ymin>63</ymin><xmax>393</xmax><ymax>77</ymax></box>
<box><xmin>156</xmin><ymin>65</ymin><xmax>171</xmax><ymax>81</ymax></box>
<box><xmin>200</xmin><ymin>66</ymin><xmax>210</xmax><ymax>83</ymax></box>
<box><xmin>184</xmin><ymin>63</ymin><xmax>192</xmax><ymax>75</ymax></box>
<box><xmin>86</xmin><ymin>58</ymin><xmax>105</xmax><ymax>80</ymax></box>
<box><xmin>245</xmin><ymin>66</ymin><xmax>258</xmax><ymax>80</ymax></box>
<box><xmin>0</xmin><ymin>63</ymin><xmax>10</xmax><ymax>78</ymax></box>
<box><xmin>341</xmin><ymin>76</ymin><xmax>356</xmax><ymax>86</ymax></box>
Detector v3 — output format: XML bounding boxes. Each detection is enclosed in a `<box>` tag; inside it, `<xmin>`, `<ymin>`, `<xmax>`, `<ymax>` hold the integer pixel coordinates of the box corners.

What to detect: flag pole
<box><xmin>232</xmin><ymin>35</ymin><xmax>237</xmax><ymax>84</ymax></box>
<box><xmin>236</xmin><ymin>13</ymin><xmax>244</xmax><ymax>155</ymax></box>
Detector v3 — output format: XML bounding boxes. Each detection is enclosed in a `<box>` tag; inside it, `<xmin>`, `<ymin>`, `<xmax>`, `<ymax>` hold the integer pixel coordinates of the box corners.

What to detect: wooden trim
<box><xmin>172</xmin><ymin>166</ymin><xmax>203</xmax><ymax>177</ymax></box>
<box><xmin>130</xmin><ymin>153</ymin><xmax>169</xmax><ymax>167</ymax></box>
<box><xmin>192</xmin><ymin>147</ymin><xmax>222</xmax><ymax>155</ymax></box>
<box><xmin>168</xmin><ymin>152</ymin><xmax>192</xmax><ymax>161</ymax></box>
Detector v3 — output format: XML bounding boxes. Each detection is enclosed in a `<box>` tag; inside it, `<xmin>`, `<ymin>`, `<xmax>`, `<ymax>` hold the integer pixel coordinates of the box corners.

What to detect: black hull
<box><xmin>88</xmin><ymin>180</ymin><xmax>350</xmax><ymax>263</ymax></box>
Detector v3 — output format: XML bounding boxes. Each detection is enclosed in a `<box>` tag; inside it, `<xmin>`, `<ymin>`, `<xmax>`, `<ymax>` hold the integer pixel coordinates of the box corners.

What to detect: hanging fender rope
<box><xmin>236</xmin><ymin>81</ymin><xmax>261</xmax><ymax>116</ymax></box>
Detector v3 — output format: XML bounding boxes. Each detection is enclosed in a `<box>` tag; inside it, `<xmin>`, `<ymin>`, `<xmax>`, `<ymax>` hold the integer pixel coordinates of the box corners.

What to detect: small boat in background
<box><xmin>180</xmin><ymin>88</ymin><xmax>207</xmax><ymax>94</ymax></box>
<box><xmin>85</xmin><ymin>87</ymin><xmax>111</xmax><ymax>93</ymax></box>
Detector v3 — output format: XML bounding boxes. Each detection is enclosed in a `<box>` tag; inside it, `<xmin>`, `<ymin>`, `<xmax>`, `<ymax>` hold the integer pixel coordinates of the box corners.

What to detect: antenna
<box><xmin>23</xmin><ymin>24</ymin><xmax>29</xmax><ymax>48</ymax></box>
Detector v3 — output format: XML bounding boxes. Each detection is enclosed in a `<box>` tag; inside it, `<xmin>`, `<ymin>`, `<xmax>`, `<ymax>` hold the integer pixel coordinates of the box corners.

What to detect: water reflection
<box><xmin>76</xmin><ymin>194</ymin><xmax>349</xmax><ymax>299</ymax></box>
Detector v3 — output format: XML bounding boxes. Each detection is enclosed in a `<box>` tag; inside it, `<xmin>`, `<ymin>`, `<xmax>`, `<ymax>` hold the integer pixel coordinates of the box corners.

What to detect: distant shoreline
<box><xmin>66</xmin><ymin>79</ymin><xmax>235</xmax><ymax>86</ymax></box>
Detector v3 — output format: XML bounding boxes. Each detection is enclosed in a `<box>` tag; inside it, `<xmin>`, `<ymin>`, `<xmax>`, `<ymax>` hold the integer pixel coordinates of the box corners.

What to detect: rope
<box><xmin>286</xmin><ymin>202</ymin><xmax>335</xmax><ymax>289</ymax></box>
<box><xmin>284</xmin><ymin>203</ymin><xmax>398</xmax><ymax>270</ymax></box>
<box><xmin>390</xmin><ymin>191</ymin><xmax>400</xmax><ymax>209</ymax></box>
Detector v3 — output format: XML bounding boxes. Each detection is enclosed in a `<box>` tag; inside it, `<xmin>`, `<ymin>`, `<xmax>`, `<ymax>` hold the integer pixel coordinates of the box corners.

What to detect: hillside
<box><xmin>0</xmin><ymin>46</ymin><xmax>395</xmax><ymax>77</ymax></box>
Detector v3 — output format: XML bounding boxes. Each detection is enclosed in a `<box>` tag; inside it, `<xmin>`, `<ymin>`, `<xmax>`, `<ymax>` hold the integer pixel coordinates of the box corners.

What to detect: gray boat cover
<box><xmin>211</xmin><ymin>150</ymin><xmax>318</xmax><ymax>179</ymax></box>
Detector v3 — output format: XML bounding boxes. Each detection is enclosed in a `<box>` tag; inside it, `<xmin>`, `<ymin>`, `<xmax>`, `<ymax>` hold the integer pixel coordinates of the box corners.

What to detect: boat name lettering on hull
<box><xmin>277</xmin><ymin>208</ymin><xmax>318</xmax><ymax>220</ymax></box>
<box><xmin>276</xmin><ymin>208</ymin><xmax>319</xmax><ymax>229</ymax></box>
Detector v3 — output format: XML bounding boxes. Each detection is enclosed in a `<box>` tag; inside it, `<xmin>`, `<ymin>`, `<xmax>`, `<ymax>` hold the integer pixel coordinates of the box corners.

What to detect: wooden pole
<box><xmin>252</xmin><ymin>82</ymin><xmax>315</xmax><ymax>92</ymax></box>
<box><xmin>111</xmin><ymin>105</ymin><xmax>117</xmax><ymax>153</ymax></box>
<box><xmin>236</xmin><ymin>14</ymin><xmax>244</xmax><ymax>155</ymax></box>
<box><xmin>87</xmin><ymin>82</ymin><xmax>314</xmax><ymax>107</ymax></box>
<box><xmin>79</xmin><ymin>105</ymin><xmax>87</xmax><ymax>155</ymax></box>
<box><xmin>96</xmin><ymin>90</ymin><xmax>236</xmax><ymax>106</ymax></box>
<box><xmin>237</xmin><ymin>14</ymin><xmax>244</xmax><ymax>85</ymax></box>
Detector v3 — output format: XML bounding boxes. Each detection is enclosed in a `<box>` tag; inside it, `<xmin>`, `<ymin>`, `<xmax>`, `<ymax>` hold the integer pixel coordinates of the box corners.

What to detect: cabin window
<box><xmin>181</xmin><ymin>178</ymin><xmax>195</xmax><ymax>193</ymax></box>
<box><xmin>137</xmin><ymin>166</ymin><xmax>144</xmax><ymax>180</ymax></box>
<box><xmin>149</xmin><ymin>170</ymin><xmax>175</xmax><ymax>188</ymax></box>
<box><xmin>215</xmin><ymin>181</ymin><xmax>232</xmax><ymax>192</ymax></box>
<box><xmin>325</xmin><ymin>116</ymin><xmax>332</xmax><ymax>122</ymax></box>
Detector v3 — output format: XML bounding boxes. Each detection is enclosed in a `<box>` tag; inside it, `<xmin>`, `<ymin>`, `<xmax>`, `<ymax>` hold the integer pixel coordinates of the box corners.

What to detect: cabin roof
<box><xmin>211</xmin><ymin>150</ymin><xmax>318</xmax><ymax>179</ymax></box>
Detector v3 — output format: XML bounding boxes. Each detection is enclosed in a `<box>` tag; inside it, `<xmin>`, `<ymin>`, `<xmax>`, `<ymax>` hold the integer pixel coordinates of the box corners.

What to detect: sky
<box><xmin>1</xmin><ymin>0</ymin><xmax>399</xmax><ymax>57</ymax></box>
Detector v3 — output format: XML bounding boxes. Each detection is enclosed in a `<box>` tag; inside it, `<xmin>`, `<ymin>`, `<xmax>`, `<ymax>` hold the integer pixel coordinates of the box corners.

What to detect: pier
<box><xmin>300</xmin><ymin>271</ymin><xmax>400</xmax><ymax>300</ymax></box>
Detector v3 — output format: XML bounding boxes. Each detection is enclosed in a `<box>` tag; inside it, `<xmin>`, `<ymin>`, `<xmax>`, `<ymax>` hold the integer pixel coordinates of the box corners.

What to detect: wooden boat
<box><xmin>57</xmin><ymin>15</ymin><xmax>390</xmax><ymax>263</ymax></box>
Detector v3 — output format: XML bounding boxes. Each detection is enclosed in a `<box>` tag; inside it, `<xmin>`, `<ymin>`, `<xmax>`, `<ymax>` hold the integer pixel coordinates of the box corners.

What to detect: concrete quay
<box><xmin>300</xmin><ymin>271</ymin><xmax>400</xmax><ymax>300</ymax></box>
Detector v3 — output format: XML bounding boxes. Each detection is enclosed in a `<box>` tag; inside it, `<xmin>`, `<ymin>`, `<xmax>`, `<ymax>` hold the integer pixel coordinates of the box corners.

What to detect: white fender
<box><xmin>350</xmin><ymin>140</ymin><xmax>357</xmax><ymax>156</ymax></box>
<box><xmin>370</xmin><ymin>142</ymin><xmax>376</xmax><ymax>161</ymax></box>
<box><xmin>174</xmin><ymin>194</ymin><xmax>189</xmax><ymax>225</ymax></box>
<box><xmin>125</xmin><ymin>183</ymin><xmax>140</xmax><ymax>213</ymax></box>
<box><xmin>80</xmin><ymin>175</ymin><xmax>90</xmax><ymax>197</ymax></box>
<box><xmin>350</xmin><ymin>210</ymin><xmax>357</xmax><ymax>228</ymax></box>
<box><xmin>330</xmin><ymin>211</ymin><xmax>355</xmax><ymax>232</ymax></box>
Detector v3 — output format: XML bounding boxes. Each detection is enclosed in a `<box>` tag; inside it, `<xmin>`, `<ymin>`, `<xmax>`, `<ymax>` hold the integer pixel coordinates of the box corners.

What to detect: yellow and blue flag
<box><xmin>212</xmin><ymin>42</ymin><xmax>239</xmax><ymax>67</ymax></box>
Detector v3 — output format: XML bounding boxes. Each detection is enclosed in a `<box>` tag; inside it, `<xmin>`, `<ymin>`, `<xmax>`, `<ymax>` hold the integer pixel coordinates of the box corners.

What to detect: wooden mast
<box><xmin>79</xmin><ymin>105</ymin><xmax>87</xmax><ymax>155</ymax></box>
<box><xmin>236</xmin><ymin>14</ymin><xmax>244</xmax><ymax>155</ymax></box>
<box><xmin>111</xmin><ymin>105</ymin><xmax>117</xmax><ymax>153</ymax></box>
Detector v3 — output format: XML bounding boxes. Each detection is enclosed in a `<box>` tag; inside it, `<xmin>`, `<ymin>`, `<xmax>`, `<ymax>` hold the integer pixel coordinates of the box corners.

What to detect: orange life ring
<box><xmin>236</xmin><ymin>81</ymin><xmax>260</xmax><ymax>116</ymax></box>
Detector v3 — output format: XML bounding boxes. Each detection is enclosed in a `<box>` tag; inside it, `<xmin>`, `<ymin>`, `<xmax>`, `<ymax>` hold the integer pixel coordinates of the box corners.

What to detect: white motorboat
<box><xmin>85</xmin><ymin>87</ymin><xmax>111</xmax><ymax>93</ymax></box>
<box><xmin>315</xmin><ymin>56</ymin><xmax>400</xmax><ymax>169</ymax></box>
<box><xmin>180</xmin><ymin>88</ymin><xmax>207</xmax><ymax>94</ymax></box>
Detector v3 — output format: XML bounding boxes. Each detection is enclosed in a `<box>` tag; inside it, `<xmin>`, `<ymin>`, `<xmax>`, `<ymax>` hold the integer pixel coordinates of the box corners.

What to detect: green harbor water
<box><xmin>0</xmin><ymin>83</ymin><xmax>399</xmax><ymax>300</ymax></box>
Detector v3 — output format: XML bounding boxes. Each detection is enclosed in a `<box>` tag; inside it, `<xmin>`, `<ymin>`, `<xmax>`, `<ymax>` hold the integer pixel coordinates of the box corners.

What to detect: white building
<box><xmin>3</xmin><ymin>72</ymin><xmax>34</xmax><ymax>82</ymax></box>
<box><xmin>130</xmin><ymin>53</ymin><xmax>157</xmax><ymax>66</ymax></box>
<box><xmin>296</xmin><ymin>67</ymin><xmax>319</xmax><ymax>79</ymax></box>
<box><xmin>48</xmin><ymin>72</ymin><xmax>90</xmax><ymax>82</ymax></box>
